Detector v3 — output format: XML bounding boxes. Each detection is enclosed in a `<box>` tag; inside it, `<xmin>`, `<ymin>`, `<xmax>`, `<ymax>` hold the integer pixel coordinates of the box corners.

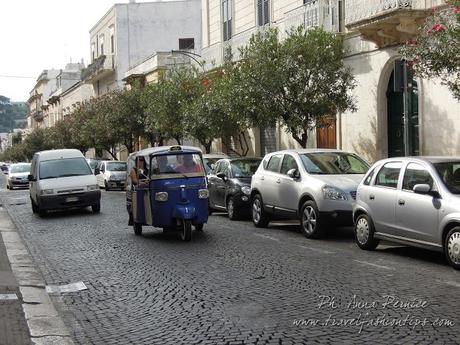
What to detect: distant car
<box><xmin>251</xmin><ymin>149</ymin><xmax>370</xmax><ymax>238</ymax></box>
<box><xmin>353</xmin><ymin>156</ymin><xmax>460</xmax><ymax>270</ymax></box>
<box><xmin>95</xmin><ymin>160</ymin><xmax>127</xmax><ymax>191</ymax></box>
<box><xmin>208</xmin><ymin>157</ymin><xmax>262</xmax><ymax>220</ymax></box>
<box><xmin>203</xmin><ymin>153</ymin><xmax>229</xmax><ymax>174</ymax></box>
<box><xmin>86</xmin><ymin>159</ymin><xmax>101</xmax><ymax>174</ymax></box>
<box><xmin>6</xmin><ymin>163</ymin><xmax>31</xmax><ymax>190</ymax></box>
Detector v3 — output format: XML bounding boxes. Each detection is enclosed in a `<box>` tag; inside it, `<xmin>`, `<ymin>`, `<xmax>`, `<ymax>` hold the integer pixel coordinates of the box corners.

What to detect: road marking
<box><xmin>353</xmin><ymin>260</ymin><xmax>394</xmax><ymax>270</ymax></box>
<box><xmin>298</xmin><ymin>245</ymin><xmax>334</xmax><ymax>255</ymax></box>
<box><xmin>254</xmin><ymin>233</ymin><xmax>280</xmax><ymax>242</ymax></box>
<box><xmin>0</xmin><ymin>293</ymin><xmax>18</xmax><ymax>300</ymax></box>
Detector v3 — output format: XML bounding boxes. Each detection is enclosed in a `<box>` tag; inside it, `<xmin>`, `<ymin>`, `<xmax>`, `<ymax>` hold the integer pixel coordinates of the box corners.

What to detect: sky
<box><xmin>0</xmin><ymin>0</ymin><xmax>156</xmax><ymax>102</ymax></box>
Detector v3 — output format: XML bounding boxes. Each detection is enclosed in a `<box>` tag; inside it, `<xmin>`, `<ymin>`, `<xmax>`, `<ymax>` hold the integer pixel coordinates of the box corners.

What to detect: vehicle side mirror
<box><xmin>287</xmin><ymin>168</ymin><xmax>300</xmax><ymax>179</ymax></box>
<box><xmin>413</xmin><ymin>184</ymin><xmax>440</xmax><ymax>198</ymax></box>
<box><xmin>216</xmin><ymin>172</ymin><xmax>228</xmax><ymax>181</ymax></box>
<box><xmin>27</xmin><ymin>174</ymin><xmax>35</xmax><ymax>182</ymax></box>
<box><xmin>95</xmin><ymin>167</ymin><xmax>100</xmax><ymax>175</ymax></box>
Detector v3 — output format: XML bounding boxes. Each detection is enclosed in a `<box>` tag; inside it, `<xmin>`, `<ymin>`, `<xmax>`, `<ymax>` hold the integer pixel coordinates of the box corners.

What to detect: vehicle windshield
<box><xmin>39</xmin><ymin>158</ymin><xmax>92</xmax><ymax>179</ymax></box>
<box><xmin>231</xmin><ymin>159</ymin><xmax>261</xmax><ymax>178</ymax></box>
<box><xmin>204</xmin><ymin>158</ymin><xmax>223</xmax><ymax>174</ymax></box>
<box><xmin>106</xmin><ymin>162</ymin><xmax>127</xmax><ymax>172</ymax></box>
<box><xmin>300</xmin><ymin>152</ymin><xmax>369</xmax><ymax>175</ymax></box>
<box><xmin>87</xmin><ymin>160</ymin><xmax>100</xmax><ymax>170</ymax></box>
<box><xmin>10</xmin><ymin>163</ymin><xmax>31</xmax><ymax>173</ymax></box>
<box><xmin>433</xmin><ymin>161</ymin><xmax>460</xmax><ymax>194</ymax></box>
<box><xmin>150</xmin><ymin>153</ymin><xmax>204</xmax><ymax>177</ymax></box>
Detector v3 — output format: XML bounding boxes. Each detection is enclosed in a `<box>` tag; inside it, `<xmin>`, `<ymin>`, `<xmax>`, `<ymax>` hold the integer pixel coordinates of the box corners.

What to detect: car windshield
<box><xmin>150</xmin><ymin>153</ymin><xmax>204</xmax><ymax>177</ymax></box>
<box><xmin>87</xmin><ymin>160</ymin><xmax>100</xmax><ymax>169</ymax></box>
<box><xmin>106</xmin><ymin>162</ymin><xmax>127</xmax><ymax>172</ymax></box>
<box><xmin>231</xmin><ymin>159</ymin><xmax>261</xmax><ymax>178</ymax></box>
<box><xmin>300</xmin><ymin>152</ymin><xmax>369</xmax><ymax>175</ymax></box>
<box><xmin>433</xmin><ymin>161</ymin><xmax>460</xmax><ymax>194</ymax></box>
<box><xmin>39</xmin><ymin>158</ymin><xmax>92</xmax><ymax>179</ymax></box>
<box><xmin>10</xmin><ymin>164</ymin><xmax>31</xmax><ymax>173</ymax></box>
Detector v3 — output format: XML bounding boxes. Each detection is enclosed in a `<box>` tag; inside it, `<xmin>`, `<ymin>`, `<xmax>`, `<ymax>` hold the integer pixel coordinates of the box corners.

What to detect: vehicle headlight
<box><xmin>241</xmin><ymin>185</ymin><xmax>251</xmax><ymax>195</ymax></box>
<box><xmin>87</xmin><ymin>185</ymin><xmax>99</xmax><ymax>191</ymax></box>
<box><xmin>198</xmin><ymin>189</ymin><xmax>209</xmax><ymax>199</ymax></box>
<box><xmin>40</xmin><ymin>189</ymin><xmax>54</xmax><ymax>195</ymax></box>
<box><xmin>155</xmin><ymin>192</ymin><xmax>168</xmax><ymax>202</ymax></box>
<box><xmin>322</xmin><ymin>186</ymin><xmax>347</xmax><ymax>201</ymax></box>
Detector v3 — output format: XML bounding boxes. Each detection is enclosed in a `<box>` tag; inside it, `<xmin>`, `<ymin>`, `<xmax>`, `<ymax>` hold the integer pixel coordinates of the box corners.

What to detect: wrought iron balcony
<box><xmin>282</xmin><ymin>0</ymin><xmax>340</xmax><ymax>35</ymax></box>
<box><xmin>81</xmin><ymin>54</ymin><xmax>115</xmax><ymax>83</ymax></box>
<box><xmin>345</xmin><ymin>0</ymin><xmax>446</xmax><ymax>47</ymax></box>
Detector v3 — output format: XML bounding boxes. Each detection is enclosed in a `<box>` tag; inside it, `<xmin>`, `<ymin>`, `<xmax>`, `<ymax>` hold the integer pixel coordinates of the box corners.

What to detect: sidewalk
<box><xmin>0</xmin><ymin>204</ymin><xmax>74</xmax><ymax>345</ymax></box>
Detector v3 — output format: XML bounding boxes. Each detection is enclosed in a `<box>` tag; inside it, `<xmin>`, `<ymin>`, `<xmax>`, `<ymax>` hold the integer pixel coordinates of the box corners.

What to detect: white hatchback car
<box><xmin>251</xmin><ymin>149</ymin><xmax>370</xmax><ymax>238</ymax></box>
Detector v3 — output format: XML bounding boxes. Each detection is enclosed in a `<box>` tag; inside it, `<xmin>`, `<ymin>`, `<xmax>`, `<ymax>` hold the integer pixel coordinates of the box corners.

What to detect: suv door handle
<box><xmin>276</xmin><ymin>178</ymin><xmax>281</xmax><ymax>184</ymax></box>
<box><xmin>261</xmin><ymin>176</ymin><xmax>265</xmax><ymax>181</ymax></box>
<box><xmin>369</xmin><ymin>194</ymin><xmax>375</xmax><ymax>200</ymax></box>
<box><xmin>398</xmin><ymin>199</ymin><xmax>405</xmax><ymax>206</ymax></box>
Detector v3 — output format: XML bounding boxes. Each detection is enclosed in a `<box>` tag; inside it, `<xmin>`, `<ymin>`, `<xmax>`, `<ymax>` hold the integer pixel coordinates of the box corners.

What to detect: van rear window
<box><xmin>39</xmin><ymin>158</ymin><xmax>92</xmax><ymax>179</ymax></box>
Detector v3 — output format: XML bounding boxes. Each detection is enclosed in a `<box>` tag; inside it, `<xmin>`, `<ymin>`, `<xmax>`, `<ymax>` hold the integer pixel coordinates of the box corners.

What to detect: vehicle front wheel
<box><xmin>445</xmin><ymin>227</ymin><xmax>460</xmax><ymax>270</ymax></box>
<box><xmin>92</xmin><ymin>203</ymin><xmax>101</xmax><ymax>213</ymax></box>
<box><xmin>31</xmin><ymin>198</ymin><xmax>38</xmax><ymax>213</ymax></box>
<box><xmin>104</xmin><ymin>181</ymin><xmax>110</xmax><ymax>191</ymax></box>
<box><xmin>251</xmin><ymin>194</ymin><xmax>269</xmax><ymax>228</ymax></box>
<box><xmin>195</xmin><ymin>224</ymin><xmax>204</xmax><ymax>231</ymax></box>
<box><xmin>227</xmin><ymin>197</ymin><xmax>240</xmax><ymax>220</ymax></box>
<box><xmin>133</xmin><ymin>223</ymin><xmax>142</xmax><ymax>236</ymax></box>
<box><xmin>37</xmin><ymin>206</ymin><xmax>47</xmax><ymax>218</ymax></box>
<box><xmin>300</xmin><ymin>200</ymin><xmax>325</xmax><ymax>239</ymax></box>
<box><xmin>354</xmin><ymin>213</ymin><xmax>380</xmax><ymax>250</ymax></box>
<box><xmin>180</xmin><ymin>220</ymin><xmax>192</xmax><ymax>241</ymax></box>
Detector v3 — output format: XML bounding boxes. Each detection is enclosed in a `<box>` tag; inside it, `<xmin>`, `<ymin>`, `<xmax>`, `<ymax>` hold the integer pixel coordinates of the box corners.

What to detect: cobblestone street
<box><xmin>1</xmin><ymin>178</ymin><xmax>459</xmax><ymax>345</ymax></box>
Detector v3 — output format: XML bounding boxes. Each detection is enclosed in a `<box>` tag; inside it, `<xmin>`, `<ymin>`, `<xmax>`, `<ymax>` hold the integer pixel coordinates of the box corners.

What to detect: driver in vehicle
<box><xmin>176</xmin><ymin>154</ymin><xmax>203</xmax><ymax>173</ymax></box>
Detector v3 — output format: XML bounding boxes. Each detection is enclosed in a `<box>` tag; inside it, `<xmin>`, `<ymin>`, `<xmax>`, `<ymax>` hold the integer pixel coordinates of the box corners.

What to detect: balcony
<box><xmin>31</xmin><ymin>110</ymin><xmax>44</xmax><ymax>121</ymax></box>
<box><xmin>282</xmin><ymin>0</ymin><xmax>341</xmax><ymax>36</ymax></box>
<box><xmin>345</xmin><ymin>0</ymin><xmax>446</xmax><ymax>47</ymax></box>
<box><xmin>81</xmin><ymin>54</ymin><xmax>115</xmax><ymax>83</ymax></box>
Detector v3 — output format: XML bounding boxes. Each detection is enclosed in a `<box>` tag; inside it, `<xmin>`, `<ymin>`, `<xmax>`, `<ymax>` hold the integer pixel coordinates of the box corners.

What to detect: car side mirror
<box><xmin>95</xmin><ymin>167</ymin><xmax>100</xmax><ymax>175</ymax></box>
<box><xmin>287</xmin><ymin>168</ymin><xmax>300</xmax><ymax>179</ymax></box>
<box><xmin>216</xmin><ymin>172</ymin><xmax>228</xmax><ymax>181</ymax></box>
<box><xmin>27</xmin><ymin>174</ymin><xmax>35</xmax><ymax>182</ymax></box>
<box><xmin>413</xmin><ymin>184</ymin><xmax>440</xmax><ymax>198</ymax></box>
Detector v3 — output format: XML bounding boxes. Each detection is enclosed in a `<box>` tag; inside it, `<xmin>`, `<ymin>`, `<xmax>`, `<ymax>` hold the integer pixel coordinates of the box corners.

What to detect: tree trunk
<box><xmin>291</xmin><ymin>128</ymin><xmax>308</xmax><ymax>148</ymax></box>
<box><xmin>201</xmin><ymin>140</ymin><xmax>213</xmax><ymax>154</ymax></box>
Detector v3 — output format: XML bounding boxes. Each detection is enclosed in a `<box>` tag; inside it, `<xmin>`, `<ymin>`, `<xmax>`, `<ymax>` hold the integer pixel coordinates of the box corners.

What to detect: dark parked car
<box><xmin>208</xmin><ymin>157</ymin><xmax>262</xmax><ymax>220</ymax></box>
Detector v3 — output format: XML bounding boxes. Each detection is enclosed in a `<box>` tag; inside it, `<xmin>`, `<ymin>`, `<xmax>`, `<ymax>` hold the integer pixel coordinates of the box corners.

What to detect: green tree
<box><xmin>400</xmin><ymin>1</ymin><xmax>460</xmax><ymax>100</ymax></box>
<box><xmin>238</xmin><ymin>27</ymin><xmax>356</xmax><ymax>148</ymax></box>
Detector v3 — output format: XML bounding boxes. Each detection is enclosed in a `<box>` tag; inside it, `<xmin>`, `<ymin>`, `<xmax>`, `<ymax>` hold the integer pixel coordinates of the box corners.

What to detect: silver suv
<box><xmin>251</xmin><ymin>149</ymin><xmax>369</xmax><ymax>238</ymax></box>
<box><xmin>353</xmin><ymin>157</ymin><xmax>460</xmax><ymax>270</ymax></box>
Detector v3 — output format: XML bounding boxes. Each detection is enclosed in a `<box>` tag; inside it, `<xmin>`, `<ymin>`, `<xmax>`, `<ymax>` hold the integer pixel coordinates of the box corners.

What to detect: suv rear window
<box><xmin>266</xmin><ymin>155</ymin><xmax>282</xmax><ymax>172</ymax></box>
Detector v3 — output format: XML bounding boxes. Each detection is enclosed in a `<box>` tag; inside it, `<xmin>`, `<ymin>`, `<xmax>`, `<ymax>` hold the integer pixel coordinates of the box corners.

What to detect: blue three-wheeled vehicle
<box><xmin>126</xmin><ymin>146</ymin><xmax>209</xmax><ymax>241</ymax></box>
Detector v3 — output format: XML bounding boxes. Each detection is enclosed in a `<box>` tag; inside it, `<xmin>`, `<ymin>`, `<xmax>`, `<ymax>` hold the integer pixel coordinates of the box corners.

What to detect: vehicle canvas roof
<box><xmin>36</xmin><ymin>149</ymin><xmax>85</xmax><ymax>161</ymax></box>
<box><xmin>128</xmin><ymin>145</ymin><xmax>203</xmax><ymax>160</ymax></box>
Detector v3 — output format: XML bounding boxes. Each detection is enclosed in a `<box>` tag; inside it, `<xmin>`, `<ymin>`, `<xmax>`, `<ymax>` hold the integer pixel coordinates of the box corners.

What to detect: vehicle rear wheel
<box><xmin>133</xmin><ymin>222</ymin><xmax>142</xmax><ymax>236</ymax></box>
<box><xmin>180</xmin><ymin>220</ymin><xmax>192</xmax><ymax>241</ymax></box>
<box><xmin>354</xmin><ymin>213</ymin><xmax>380</xmax><ymax>250</ymax></box>
<box><xmin>195</xmin><ymin>224</ymin><xmax>204</xmax><ymax>231</ymax></box>
<box><xmin>300</xmin><ymin>200</ymin><xmax>325</xmax><ymax>239</ymax></box>
<box><xmin>445</xmin><ymin>227</ymin><xmax>460</xmax><ymax>270</ymax></box>
<box><xmin>92</xmin><ymin>203</ymin><xmax>101</xmax><ymax>213</ymax></box>
<box><xmin>227</xmin><ymin>197</ymin><xmax>239</xmax><ymax>220</ymax></box>
<box><xmin>252</xmin><ymin>194</ymin><xmax>269</xmax><ymax>228</ymax></box>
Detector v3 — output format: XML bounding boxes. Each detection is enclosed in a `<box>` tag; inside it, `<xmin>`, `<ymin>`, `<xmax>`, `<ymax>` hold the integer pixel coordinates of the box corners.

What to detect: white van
<box><xmin>29</xmin><ymin>149</ymin><xmax>101</xmax><ymax>216</ymax></box>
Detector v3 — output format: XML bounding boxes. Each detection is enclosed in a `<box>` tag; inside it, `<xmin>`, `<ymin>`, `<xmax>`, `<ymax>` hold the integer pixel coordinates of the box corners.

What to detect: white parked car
<box><xmin>95</xmin><ymin>160</ymin><xmax>127</xmax><ymax>191</ymax></box>
<box><xmin>251</xmin><ymin>149</ymin><xmax>370</xmax><ymax>238</ymax></box>
<box><xmin>6</xmin><ymin>163</ymin><xmax>31</xmax><ymax>190</ymax></box>
<box><xmin>29</xmin><ymin>149</ymin><xmax>101</xmax><ymax>216</ymax></box>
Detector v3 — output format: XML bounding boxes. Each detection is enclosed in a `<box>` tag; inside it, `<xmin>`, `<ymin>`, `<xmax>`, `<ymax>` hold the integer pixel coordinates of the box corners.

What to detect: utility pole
<box><xmin>402</xmin><ymin>60</ymin><xmax>410</xmax><ymax>157</ymax></box>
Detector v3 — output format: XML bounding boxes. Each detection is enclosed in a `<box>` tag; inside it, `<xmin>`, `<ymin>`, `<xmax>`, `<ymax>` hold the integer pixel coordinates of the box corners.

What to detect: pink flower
<box><xmin>428</xmin><ymin>24</ymin><xmax>445</xmax><ymax>33</ymax></box>
<box><xmin>453</xmin><ymin>7</ymin><xmax>460</xmax><ymax>14</ymax></box>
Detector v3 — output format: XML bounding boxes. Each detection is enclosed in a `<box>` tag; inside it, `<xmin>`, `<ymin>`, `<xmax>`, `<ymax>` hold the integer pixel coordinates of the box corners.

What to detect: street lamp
<box><xmin>169</xmin><ymin>50</ymin><xmax>205</xmax><ymax>72</ymax></box>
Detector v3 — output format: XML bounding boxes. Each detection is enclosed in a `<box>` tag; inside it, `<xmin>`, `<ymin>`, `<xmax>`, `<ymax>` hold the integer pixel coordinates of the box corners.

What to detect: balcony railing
<box><xmin>81</xmin><ymin>54</ymin><xmax>114</xmax><ymax>82</ymax></box>
<box><xmin>31</xmin><ymin>110</ymin><xmax>44</xmax><ymax>121</ymax></box>
<box><xmin>282</xmin><ymin>0</ymin><xmax>340</xmax><ymax>36</ymax></box>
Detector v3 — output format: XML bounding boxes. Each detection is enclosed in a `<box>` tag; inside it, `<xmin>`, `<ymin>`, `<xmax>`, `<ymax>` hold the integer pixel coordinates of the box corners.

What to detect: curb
<box><xmin>0</xmin><ymin>205</ymin><xmax>75</xmax><ymax>345</ymax></box>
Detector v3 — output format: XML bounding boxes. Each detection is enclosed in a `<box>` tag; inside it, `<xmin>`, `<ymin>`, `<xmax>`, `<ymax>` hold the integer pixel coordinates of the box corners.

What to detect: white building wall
<box><xmin>61</xmin><ymin>83</ymin><xmax>94</xmax><ymax>116</ymax></box>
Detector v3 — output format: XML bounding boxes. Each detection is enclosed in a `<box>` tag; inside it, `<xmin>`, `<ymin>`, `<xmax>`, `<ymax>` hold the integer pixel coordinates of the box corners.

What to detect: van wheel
<box><xmin>180</xmin><ymin>220</ymin><xmax>192</xmax><ymax>241</ymax></box>
<box><xmin>92</xmin><ymin>203</ymin><xmax>101</xmax><ymax>213</ymax></box>
<box><xmin>31</xmin><ymin>198</ymin><xmax>38</xmax><ymax>213</ymax></box>
<box><xmin>354</xmin><ymin>213</ymin><xmax>380</xmax><ymax>250</ymax></box>
<box><xmin>445</xmin><ymin>227</ymin><xmax>460</xmax><ymax>270</ymax></box>
<box><xmin>300</xmin><ymin>200</ymin><xmax>324</xmax><ymax>239</ymax></box>
<box><xmin>133</xmin><ymin>223</ymin><xmax>142</xmax><ymax>236</ymax></box>
<box><xmin>252</xmin><ymin>194</ymin><xmax>270</xmax><ymax>228</ymax></box>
